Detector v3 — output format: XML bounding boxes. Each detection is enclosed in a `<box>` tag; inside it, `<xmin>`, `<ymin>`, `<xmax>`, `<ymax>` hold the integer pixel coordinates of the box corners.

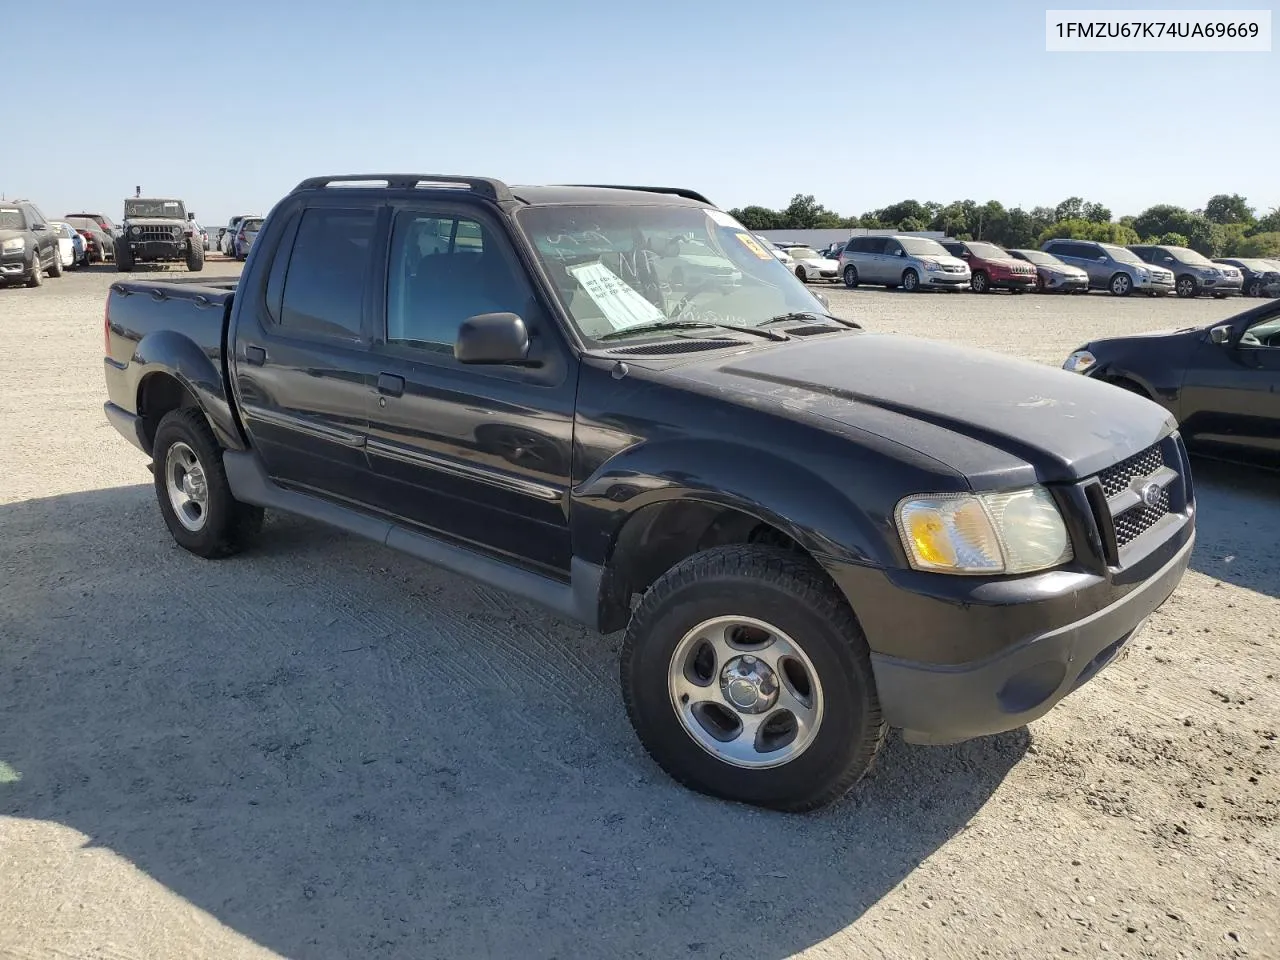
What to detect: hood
<box><xmin>986</xmin><ymin>256</ymin><xmax>1032</xmax><ymax>270</ymax></box>
<box><xmin>124</xmin><ymin>217</ymin><xmax>188</xmax><ymax>228</ymax></box>
<box><xmin>1046</xmin><ymin>263</ymin><xmax>1088</xmax><ymax>277</ymax></box>
<box><xmin>664</xmin><ymin>333</ymin><xmax>1175</xmax><ymax>486</ymax></box>
<box><xmin>915</xmin><ymin>253</ymin><xmax>967</xmax><ymax>269</ymax></box>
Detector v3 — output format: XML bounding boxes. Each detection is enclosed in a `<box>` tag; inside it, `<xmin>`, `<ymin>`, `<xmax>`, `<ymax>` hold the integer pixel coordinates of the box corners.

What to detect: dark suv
<box><xmin>0</xmin><ymin>199</ymin><xmax>64</xmax><ymax>287</ymax></box>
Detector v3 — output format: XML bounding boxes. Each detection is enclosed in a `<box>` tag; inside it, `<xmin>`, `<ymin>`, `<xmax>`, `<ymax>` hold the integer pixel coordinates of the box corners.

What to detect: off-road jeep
<box><xmin>115</xmin><ymin>197</ymin><xmax>204</xmax><ymax>273</ymax></box>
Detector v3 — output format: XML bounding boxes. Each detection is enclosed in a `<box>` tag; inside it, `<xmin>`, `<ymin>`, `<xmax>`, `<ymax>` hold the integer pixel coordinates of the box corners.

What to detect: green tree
<box><xmin>1037</xmin><ymin>219</ymin><xmax>1139</xmax><ymax>246</ymax></box>
<box><xmin>1236</xmin><ymin>232</ymin><xmax>1280</xmax><ymax>257</ymax></box>
<box><xmin>873</xmin><ymin>200</ymin><xmax>929</xmax><ymax>228</ymax></box>
<box><xmin>1203</xmin><ymin>193</ymin><xmax>1254</xmax><ymax>225</ymax></box>
<box><xmin>729</xmin><ymin>205</ymin><xmax>782</xmax><ymax>230</ymax></box>
<box><xmin>781</xmin><ymin>193</ymin><xmax>843</xmax><ymax>229</ymax></box>
<box><xmin>1083</xmin><ymin>201</ymin><xmax>1112</xmax><ymax>223</ymax></box>
<box><xmin>1158</xmin><ymin>232</ymin><xmax>1189</xmax><ymax>246</ymax></box>
<box><xmin>1254</xmin><ymin>208</ymin><xmax>1280</xmax><ymax>233</ymax></box>
<box><xmin>899</xmin><ymin>216</ymin><xmax>926</xmax><ymax>232</ymax></box>
<box><xmin>1054</xmin><ymin>197</ymin><xmax>1085</xmax><ymax>221</ymax></box>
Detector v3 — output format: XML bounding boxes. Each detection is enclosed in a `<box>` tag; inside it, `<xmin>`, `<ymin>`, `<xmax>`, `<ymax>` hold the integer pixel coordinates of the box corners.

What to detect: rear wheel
<box><xmin>151</xmin><ymin>408</ymin><xmax>264</xmax><ymax>559</ymax></box>
<box><xmin>1034</xmin><ymin>274</ymin><xmax>1047</xmax><ymax>293</ymax></box>
<box><xmin>48</xmin><ymin>249</ymin><xmax>63</xmax><ymax>278</ymax></box>
<box><xmin>621</xmin><ymin>545</ymin><xmax>886</xmax><ymax>812</ymax></box>
<box><xmin>901</xmin><ymin>268</ymin><xmax>920</xmax><ymax>292</ymax></box>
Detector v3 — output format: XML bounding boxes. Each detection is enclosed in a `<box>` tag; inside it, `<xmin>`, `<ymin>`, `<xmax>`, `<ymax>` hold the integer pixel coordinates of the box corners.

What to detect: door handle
<box><xmin>377</xmin><ymin>373</ymin><xmax>405</xmax><ymax>398</ymax></box>
<box><xmin>245</xmin><ymin>345</ymin><xmax>266</xmax><ymax>366</ymax></box>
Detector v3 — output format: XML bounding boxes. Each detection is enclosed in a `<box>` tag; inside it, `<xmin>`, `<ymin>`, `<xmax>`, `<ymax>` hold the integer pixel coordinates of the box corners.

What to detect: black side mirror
<box><xmin>1209</xmin><ymin>324</ymin><xmax>1233</xmax><ymax>345</ymax></box>
<box><xmin>187</xmin><ymin>212</ymin><xmax>195</xmax><ymax>220</ymax></box>
<box><xmin>455</xmin><ymin>312</ymin><xmax>531</xmax><ymax>364</ymax></box>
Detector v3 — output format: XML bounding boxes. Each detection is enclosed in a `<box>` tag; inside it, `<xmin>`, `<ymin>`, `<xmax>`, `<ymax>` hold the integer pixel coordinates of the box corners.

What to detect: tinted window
<box><xmin>278</xmin><ymin>207</ymin><xmax>376</xmax><ymax>339</ymax></box>
<box><xmin>941</xmin><ymin>242</ymin><xmax>964</xmax><ymax>256</ymax></box>
<box><xmin>386</xmin><ymin>211</ymin><xmax>531</xmax><ymax>351</ymax></box>
<box><xmin>863</xmin><ymin>237</ymin><xmax>889</xmax><ymax>255</ymax></box>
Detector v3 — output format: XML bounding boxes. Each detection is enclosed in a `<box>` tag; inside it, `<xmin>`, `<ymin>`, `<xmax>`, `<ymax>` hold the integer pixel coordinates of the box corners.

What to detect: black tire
<box><xmin>48</xmin><ymin>250</ymin><xmax>64</xmax><ymax>278</ymax></box>
<box><xmin>842</xmin><ymin>264</ymin><xmax>859</xmax><ymax>288</ymax></box>
<box><xmin>901</xmin><ymin>268</ymin><xmax>919</xmax><ymax>292</ymax></box>
<box><xmin>621</xmin><ymin>545</ymin><xmax>886</xmax><ymax>812</ymax></box>
<box><xmin>971</xmin><ymin>270</ymin><xmax>989</xmax><ymax>294</ymax></box>
<box><xmin>795</xmin><ymin>266</ymin><xmax>807</xmax><ymax>283</ymax></box>
<box><xmin>1108</xmin><ymin>272</ymin><xmax>1132</xmax><ymax>297</ymax></box>
<box><xmin>151</xmin><ymin>408</ymin><xmax>264</xmax><ymax>559</ymax></box>
<box><xmin>1247</xmin><ymin>279</ymin><xmax>1262</xmax><ymax>298</ymax></box>
<box><xmin>1034</xmin><ymin>274</ymin><xmax>1047</xmax><ymax>293</ymax></box>
<box><xmin>25</xmin><ymin>255</ymin><xmax>42</xmax><ymax>287</ymax></box>
<box><xmin>1175</xmin><ymin>275</ymin><xmax>1197</xmax><ymax>299</ymax></box>
<box><xmin>116</xmin><ymin>243</ymin><xmax>134</xmax><ymax>272</ymax></box>
<box><xmin>186</xmin><ymin>237</ymin><xmax>205</xmax><ymax>272</ymax></box>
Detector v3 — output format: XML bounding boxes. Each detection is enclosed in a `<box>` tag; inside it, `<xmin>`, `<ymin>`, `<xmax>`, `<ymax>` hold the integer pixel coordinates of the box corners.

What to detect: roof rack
<box><xmin>290</xmin><ymin>174</ymin><xmax>514</xmax><ymax>203</ymax></box>
<box><xmin>563</xmin><ymin>184</ymin><xmax>715</xmax><ymax>206</ymax></box>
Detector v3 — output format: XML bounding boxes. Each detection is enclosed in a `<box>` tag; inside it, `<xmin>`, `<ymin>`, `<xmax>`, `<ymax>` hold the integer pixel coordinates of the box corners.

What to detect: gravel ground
<box><xmin>1</xmin><ymin>265</ymin><xmax>1276</xmax><ymax>960</ymax></box>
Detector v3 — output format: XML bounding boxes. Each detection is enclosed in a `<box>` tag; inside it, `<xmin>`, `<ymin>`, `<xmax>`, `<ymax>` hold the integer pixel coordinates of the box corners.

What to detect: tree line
<box><xmin>728</xmin><ymin>193</ymin><xmax>1280</xmax><ymax>258</ymax></box>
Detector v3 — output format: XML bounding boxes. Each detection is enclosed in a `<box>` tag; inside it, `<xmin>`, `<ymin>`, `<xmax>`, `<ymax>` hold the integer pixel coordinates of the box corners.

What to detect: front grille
<box><xmin>1098</xmin><ymin>444</ymin><xmax>1164</xmax><ymax>498</ymax></box>
<box><xmin>1114</xmin><ymin>487</ymin><xmax>1170</xmax><ymax>547</ymax></box>
<box><xmin>134</xmin><ymin>226</ymin><xmax>180</xmax><ymax>242</ymax></box>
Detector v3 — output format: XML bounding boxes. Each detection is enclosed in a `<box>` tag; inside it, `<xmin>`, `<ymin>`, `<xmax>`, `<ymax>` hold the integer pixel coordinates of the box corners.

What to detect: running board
<box><xmin>222</xmin><ymin>451</ymin><xmax>603</xmax><ymax>629</ymax></box>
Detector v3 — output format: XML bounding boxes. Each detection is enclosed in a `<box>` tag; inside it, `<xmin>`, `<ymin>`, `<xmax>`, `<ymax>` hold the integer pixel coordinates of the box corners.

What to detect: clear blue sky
<box><xmin>4</xmin><ymin>0</ymin><xmax>1276</xmax><ymax>227</ymax></box>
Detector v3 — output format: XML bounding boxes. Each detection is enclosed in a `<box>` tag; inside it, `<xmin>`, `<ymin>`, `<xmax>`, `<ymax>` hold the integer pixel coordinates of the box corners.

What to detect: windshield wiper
<box><xmin>597</xmin><ymin>320</ymin><xmax>790</xmax><ymax>343</ymax></box>
<box><xmin>762</xmin><ymin>311</ymin><xmax>862</xmax><ymax>330</ymax></box>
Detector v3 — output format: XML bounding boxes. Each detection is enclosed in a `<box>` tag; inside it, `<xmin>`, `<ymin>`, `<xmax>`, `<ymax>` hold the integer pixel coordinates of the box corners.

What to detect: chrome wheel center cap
<box><xmin>720</xmin><ymin>656</ymin><xmax>779</xmax><ymax>714</ymax></box>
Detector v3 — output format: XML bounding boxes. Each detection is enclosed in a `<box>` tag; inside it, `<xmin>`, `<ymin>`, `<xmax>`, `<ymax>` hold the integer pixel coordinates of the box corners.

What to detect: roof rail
<box><xmin>290</xmin><ymin>174</ymin><xmax>514</xmax><ymax>203</ymax></box>
<box><xmin>564</xmin><ymin>184</ymin><xmax>715</xmax><ymax>206</ymax></box>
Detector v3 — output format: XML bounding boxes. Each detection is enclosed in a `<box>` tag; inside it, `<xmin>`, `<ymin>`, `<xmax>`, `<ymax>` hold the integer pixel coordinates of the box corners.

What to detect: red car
<box><xmin>941</xmin><ymin>240</ymin><xmax>1037</xmax><ymax>294</ymax></box>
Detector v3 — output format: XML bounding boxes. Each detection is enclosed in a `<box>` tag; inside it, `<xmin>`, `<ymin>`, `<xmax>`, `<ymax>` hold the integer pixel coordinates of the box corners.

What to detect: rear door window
<box><xmin>278</xmin><ymin>207</ymin><xmax>377</xmax><ymax>340</ymax></box>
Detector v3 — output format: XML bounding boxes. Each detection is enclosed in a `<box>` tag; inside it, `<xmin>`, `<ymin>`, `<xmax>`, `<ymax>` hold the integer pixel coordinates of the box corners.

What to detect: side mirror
<box><xmin>1209</xmin><ymin>324</ymin><xmax>1233</xmax><ymax>345</ymax></box>
<box><xmin>187</xmin><ymin>212</ymin><xmax>195</xmax><ymax>220</ymax></box>
<box><xmin>455</xmin><ymin>312</ymin><xmax>531</xmax><ymax>364</ymax></box>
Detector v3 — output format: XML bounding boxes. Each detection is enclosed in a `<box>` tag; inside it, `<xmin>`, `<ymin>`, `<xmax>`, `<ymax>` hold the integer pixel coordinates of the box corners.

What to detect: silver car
<box><xmin>1040</xmin><ymin>239</ymin><xmax>1174</xmax><ymax>297</ymax></box>
<box><xmin>1129</xmin><ymin>244</ymin><xmax>1243</xmax><ymax>299</ymax></box>
<box><xmin>837</xmin><ymin>235</ymin><xmax>970</xmax><ymax>292</ymax></box>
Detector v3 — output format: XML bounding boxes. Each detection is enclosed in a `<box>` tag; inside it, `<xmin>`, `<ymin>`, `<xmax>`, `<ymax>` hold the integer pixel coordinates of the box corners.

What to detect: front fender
<box><xmin>571</xmin><ymin>437</ymin><xmax>895</xmax><ymax>570</ymax></box>
<box><xmin>129</xmin><ymin>329</ymin><xmax>245</xmax><ymax>451</ymax></box>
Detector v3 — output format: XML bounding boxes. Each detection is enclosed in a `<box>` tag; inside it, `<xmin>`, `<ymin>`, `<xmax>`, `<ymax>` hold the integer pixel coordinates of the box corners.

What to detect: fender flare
<box><xmin>131</xmin><ymin>329</ymin><xmax>246</xmax><ymax>451</ymax></box>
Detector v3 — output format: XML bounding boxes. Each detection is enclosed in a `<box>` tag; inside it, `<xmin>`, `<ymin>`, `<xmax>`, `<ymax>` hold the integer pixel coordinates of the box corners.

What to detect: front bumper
<box><xmin>124</xmin><ymin>239</ymin><xmax>185</xmax><ymax>260</ymax></box>
<box><xmin>989</xmin><ymin>274</ymin><xmax>1037</xmax><ymax>290</ymax></box>
<box><xmin>0</xmin><ymin>251</ymin><xmax>34</xmax><ymax>279</ymax></box>
<box><xmin>1138</xmin><ymin>276</ymin><xmax>1175</xmax><ymax>294</ymax></box>
<box><xmin>865</xmin><ymin>532</ymin><xmax>1194</xmax><ymax>744</ymax></box>
<box><xmin>1201</xmin><ymin>278</ymin><xmax>1243</xmax><ymax>295</ymax></box>
<box><xmin>923</xmin><ymin>271</ymin><xmax>969</xmax><ymax>287</ymax></box>
<box><xmin>1043</xmin><ymin>273</ymin><xmax>1089</xmax><ymax>291</ymax></box>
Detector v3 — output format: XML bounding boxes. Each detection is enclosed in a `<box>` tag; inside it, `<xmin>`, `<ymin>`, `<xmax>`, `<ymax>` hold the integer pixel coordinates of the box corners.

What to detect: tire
<box><xmin>901</xmin><ymin>268</ymin><xmax>919</xmax><ymax>292</ymax></box>
<box><xmin>1247</xmin><ymin>279</ymin><xmax>1262</xmax><ymax>298</ymax></box>
<box><xmin>25</xmin><ymin>255</ymin><xmax>42</xmax><ymax>287</ymax></box>
<box><xmin>1176</xmin><ymin>275</ymin><xmax>1197</xmax><ymax>299</ymax></box>
<box><xmin>842</xmin><ymin>265</ymin><xmax>859</xmax><ymax>288</ymax></box>
<box><xmin>48</xmin><ymin>249</ymin><xmax>63</xmax><ymax>278</ymax></box>
<box><xmin>971</xmin><ymin>270</ymin><xmax>989</xmax><ymax>294</ymax></box>
<box><xmin>795</xmin><ymin>266</ymin><xmax>807</xmax><ymax>283</ymax></box>
<box><xmin>151</xmin><ymin>408</ymin><xmax>264</xmax><ymax>558</ymax></box>
<box><xmin>116</xmin><ymin>244</ymin><xmax>133</xmax><ymax>272</ymax></box>
<box><xmin>1034</xmin><ymin>274</ymin><xmax>1047</xmax><ymax>293</ymax></box>
<box><xmin>1108</xmin><ymin>272</ymin><xmax>1132</xmax><ymax>297</ymax></box>
<box><xmin>186</xmin><ymin>238</ymin><xmax>205</xmax><ymax>272</ymax></box>
<box><xmin>620</xmin><ymin>545</ymin><xmax>886</xmax><ymax>812</ymax></box>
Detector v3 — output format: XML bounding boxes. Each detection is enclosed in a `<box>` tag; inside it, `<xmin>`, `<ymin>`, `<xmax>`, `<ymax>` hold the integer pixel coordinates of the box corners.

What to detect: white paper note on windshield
<box><xmin>567</xmin><ymin>261</ymin><xmax>666</xmax><ymax>331</ymax></box>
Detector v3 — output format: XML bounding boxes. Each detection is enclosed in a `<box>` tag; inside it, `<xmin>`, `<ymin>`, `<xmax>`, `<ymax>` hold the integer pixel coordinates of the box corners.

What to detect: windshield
<box><xmin>1161</xmin><ymin>246</ymin><xmax>1214</xmax><ymax>266</ymax></box>
<box><xmin>65</xmin><ymin>217</ymin><xmax>97</xmax><ymax>232</ymax></box>
<box><xmin>966</xmin><ymin>241</ymin><xmax>1010</xmax><ymax>260</ymax></box>
<box><xmin>785</xmin><ymin>247</ymin><xmax>820</xmax><ymax>260</ymax></box>
<box><xmin>125</xmin><ymin>199</ymin><xmax>186</xmax><ymax>219</ymax></box>
<box><xmin>898</xmin><ymin>237</ymin><xmax>949</xmax><ymax>257</ymax></box>
<box><xmin>1100</xmin><ymin>243</ymin><xmax>1143</xmax><ymax>265</ymax></box>
<box><xmin>1012</xmin><ymin>249</ymin><xmax>1057</xmax><ymax>266</ymax></box>
<box><xmin>0</xmin><ymin>208</ymin><xmax>25</xmax><ymax>230</ymax></box>
<box><xmin>242</xmin><ymin>219</ymin><xmax>264</xmax><ymax>232</ymax></box>
<box><xmin>514</xmin><ymin>204</ymin><xmax>829</xmax><ymax>342</ymax></box>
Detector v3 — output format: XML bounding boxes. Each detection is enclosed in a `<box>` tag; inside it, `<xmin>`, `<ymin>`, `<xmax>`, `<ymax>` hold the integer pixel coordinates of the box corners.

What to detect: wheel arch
<box><xmin>131</xmin><ymin>329</ymin><xmax>246</xmax><ymax>454</ymax></box>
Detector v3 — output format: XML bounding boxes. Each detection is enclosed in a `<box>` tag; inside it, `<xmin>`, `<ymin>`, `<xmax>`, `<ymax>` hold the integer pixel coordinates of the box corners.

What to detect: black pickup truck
<box><xmin>103</xmin><ymin>174</ymin><xmax>1196</xmax><ymax>811</ymax></box>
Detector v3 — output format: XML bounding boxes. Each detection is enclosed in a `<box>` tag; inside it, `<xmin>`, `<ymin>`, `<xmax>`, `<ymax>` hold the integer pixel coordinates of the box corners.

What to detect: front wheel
<box><xmin>971</xmin><ymin>271</ymin><xmax>989</xmax><ymax>294</ymax></box>
<box><xmin>1247</xmin><ymin>279</ymin><xmax>1262</xmax><ymax>298</ymax></box>
<box><xmin>1109</xmin><ymin>272</ymin><xmax>1132</xmax><ymax>297</ymax></box>
<box><xmin>116</xmin><ymin>244</ymin><xmax>134</xmax><ymax>272</ymax></box>
<box><xmin>25</xmin><ymin>256</ymin><xmax>42</xmax><ymax>287</ymax></box>
<box><xmin>842</xmin><ymin>264</ymin><xmax>859</xmax><ymax>288</ymax></box>
<box><xmin>152</xmin><ymin>408</ymin><xmax>264</xmax><ymax>558</ymax></box>
<box><xmin>621</xmin><ymin>545</ymin><xmax>886</xmax><ymax>812</ymax></box>
<box><xmin>901</xmin><ymin>268</ymin><xmax>919</xmax><ymax>292</ymax></box>
<box><xmin>794</xmin><ymin>266</ymin><xmax>807</xmax><ymax>283</ymax></box>
<box><xmin>1176</xmin><ymin>275</ymin><xmax>1197</xmax><ymax>299</ymax></box>
<box><xmin>186</xmin><ymin>239</ymin><xmax>205</xmax><ymax>272</ymax></box>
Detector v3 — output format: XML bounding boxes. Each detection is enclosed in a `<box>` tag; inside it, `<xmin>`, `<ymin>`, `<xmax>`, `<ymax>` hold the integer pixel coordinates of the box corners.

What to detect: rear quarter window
<box><xmin>277</xmin><ymin>207</ymin><xmax>377</xmax><ymax>339</ymax></box>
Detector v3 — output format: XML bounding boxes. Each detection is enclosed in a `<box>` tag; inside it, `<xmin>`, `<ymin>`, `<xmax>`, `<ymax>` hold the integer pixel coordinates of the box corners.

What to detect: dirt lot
<box><xmin>1</xmin><ymin>265</ymin><xmax>1276</xmax><ymax>960</ymax></box>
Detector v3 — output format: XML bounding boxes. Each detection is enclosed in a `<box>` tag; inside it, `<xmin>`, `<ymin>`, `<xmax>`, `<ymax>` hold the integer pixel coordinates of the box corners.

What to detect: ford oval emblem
<box><xmin>1140</xmin><ymin>482</ymin><xmax>1162</xmax><ymax>507</ymax></box>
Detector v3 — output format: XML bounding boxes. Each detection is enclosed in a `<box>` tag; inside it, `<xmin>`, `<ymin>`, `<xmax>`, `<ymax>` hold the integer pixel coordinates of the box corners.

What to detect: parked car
<box><xmin>221</xmin><ymin>215</ymin><xmax>258</xmax><ymax>255</ymax></box>
<box><xmin>1213</xmin><ymin>257</ymin><xmax>1280</xmax><ymax>298</ymax></box>
<box><xmin>1007</xmin><ymin>248</ymin><xmax>1090</xmax><ymax>293</ymax></box>
<box><xmin>0</xmin><ymin>199</ymin><xmax>64</xmax><ymax>287</ymax></box>
<box><xmin>1040</xmin><ymin>239</ymin><xmax>1174</xmax><ymax>297</ymax></box>
<box><xmin>49</xmin><ymin>221</ymin><xmax>84</xmax><ymax>269</ymax></box>
<box><xmin>838</xmin><ymin>234</ymin><xmax>970</xmax><ymax>291</ymax></box>
<box><xmin>115</xmin><ymin>197</ymin><xmax>204</xmax><ymax>273</ymax></box>
<box><xmin>1129</xmin><ymin>244</ymin><xmax>1243</xmax><ymax>299</ymax></box>
<box><xmin>756</xmin><ymin>236</ymin><xmax>793</xmax><ymax>268</ymax></box>
<box><xmin>1063</xmin><ymin>297</ymin><xmax>1280</xmax><ymax>471</ymax></box>
<box><xmin>233</xmin><ymin>216</ymin><xmax>264</xmax><ymax>260</ymax></box>
<box><xmin>780</xmin><ymin>245</ymin><xmax>839</xmax><ymax>283</ymax></box>
<box><xmin>65</xmin><ymin>211</ymin><xmax>118</xmax><ymax>239</ymax></box>
<box><xmin>101</xmin><ymin>173</ymin><xmax>1195</xmax><ymax>811</ymax></box>
<box><xmin>65</xmin><ymin>216</ymin><xmax>114</xmax><ymax>263</ymax></box>
<box><xmin>940</xmin><ymin>240</ymin><xmax>1037</xmax><ymax>294</ymax></box>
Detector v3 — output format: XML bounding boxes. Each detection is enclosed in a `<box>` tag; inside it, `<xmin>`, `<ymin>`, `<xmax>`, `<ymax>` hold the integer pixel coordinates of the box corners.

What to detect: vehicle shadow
<box><xmin>0</xmin><ymin>484</ymin><xmax>1026</xmax><ymax>960</ymax></box>
<box><xmin>1187</xmin><ymin>456</ymin><xmax>1280</xmax><ymax>599</ymax></box>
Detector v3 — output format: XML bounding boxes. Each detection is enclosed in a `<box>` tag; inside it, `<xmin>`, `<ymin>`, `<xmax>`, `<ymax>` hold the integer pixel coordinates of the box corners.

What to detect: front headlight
<box><xmin>895</xmin><ymin>487</ymin><xmax>1073</xmax><ymax>575</ymax></box>
<box><xmin>1137</xmin><ymin>268</ymin><xmax>1150</xmax><ymax>279</ymax></box>
<box><xmin>1063</xmin><ymin>349</ymin><xmax>1096</xmax><ymax>373</ymax></box>
<box><xmin>1</xmin><ymin>237</ymin><xmax>25</xmax><ymax>252</ymax></box>
<box><xmin>131</xmin><ymin>225</ymin><xmax>141</xmax><ymax>236</ymax></box>
<box><xmin>171</xmin><ymin>226</ymin><xmax>182</xmax><ymax>238</ymax></box>
<box><xmin>920</xmin><ymin>259</ymin><xmax>942</xmax><ymax>272</ymax></box>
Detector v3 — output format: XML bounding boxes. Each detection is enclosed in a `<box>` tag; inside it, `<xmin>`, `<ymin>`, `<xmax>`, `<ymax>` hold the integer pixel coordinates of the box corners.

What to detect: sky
<box><xmin>2</xmin><ymin>0</ymin><xmax>1276</xmax><ymax>228</ymax></box>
